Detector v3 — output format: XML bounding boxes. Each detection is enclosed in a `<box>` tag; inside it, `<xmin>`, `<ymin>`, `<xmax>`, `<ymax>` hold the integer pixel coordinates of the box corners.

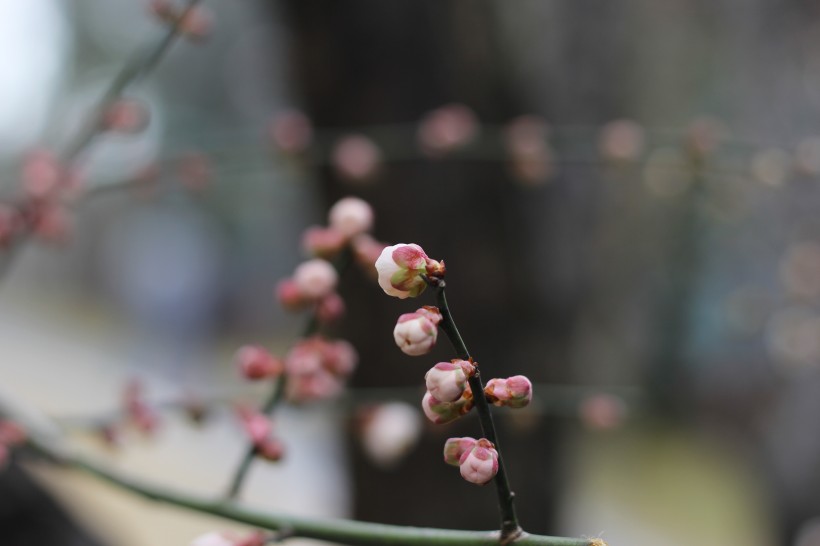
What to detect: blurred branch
<box><xmin>0</xmin><ymin>388</ymin><xmax>599</xmax><ymax>546</ymax></box>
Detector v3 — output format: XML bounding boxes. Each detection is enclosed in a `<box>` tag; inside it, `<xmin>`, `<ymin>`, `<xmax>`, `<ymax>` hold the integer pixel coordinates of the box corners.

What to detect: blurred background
<box><xmin>4</xmin><ymin>0</ymin><xmax>820</xmax><ymax>545</ymax></box>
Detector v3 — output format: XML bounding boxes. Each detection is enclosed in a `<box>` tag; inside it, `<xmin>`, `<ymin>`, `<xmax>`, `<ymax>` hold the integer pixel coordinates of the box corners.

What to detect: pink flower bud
<box><xmin>352</xmin><ymin>234</ymin><xmax>387</xmax><ymax>277</ymax></box>
<box><xmin>422</xmin><ymin>388</ymin><xmax>473</xmax><ymax>425</ymax></box>
<box><xmin>332</xmin><ymin>134</ymin><xmax>381</xmax><ymax>182</ymax></box>
<box><xmin>328</xmin><ymin>197</ymin><xmax>374</xmax><ymax>238</ymax></box>
<box><xmin>0</xmin><ymin>421</ymin><xmax>26</xmax><ymax>446</ymax></box>
<box><xmin>579</xmin><ymin>393</ymin><xmax>627</xmax><ymax>431</ymax></box>
<box><xmin>425</xmin><ymin>360</ymin><xmax>474</xmax><ymax>402</ymax></box>
<box><xmin>418</xmin><ymin>104</ymin><xmax>479</xmax><ymax>157</ymax></box>
<box><xmin>293</xmin><ymin>258</ymin><xmax>338</xmax><ymax>300</ymax></box>
<box><xmin>443</xmin><ymin>436</ymin><xmax>476</xmax><ymax>466</ymax></box>
<box><xmin>269</xmin><ymin>109</ymin><xmax>313</xmax><ymax>154</ymax></box>
<box><xmin>458</xmin><ymin>438</ymin><xmax>498</xmax><ymax>485</ymax></box>
<box><xmin>285</xmin><ymin>338</ymin><xmax>325</xmax><ymax>376</ymax></box>
<box><xmin>189</xmin><ymin>532</ymin><xmax>242</xmax><ymax>546</ymax></box>
<box><xmin>101</xmin><ymin>98</ymin><xmax>149</xmax><ymax>133</ymax></box>
<box><xmin>236</xmin><ymin>406</ymin><xmax>272</xmax><ymax>445</ymax></box>
<box><xmin>375</xmin><ymin>243</ymin><xmax>444</xmax><ymax>299</ymax></box>
<box><xmin>322</xmin><ymin>339</ymin><xmax>358</xmax><ymax>376</ymax></box>
<box><xmin>598</xmin><ymin>119</ymin><xmax>645</xmax><ymax>162</ymax></box>
<box><xmin>316</xmin><ymin>292</ymin><xmax>346</xmax><ymax>324</ymax></box>
<box><xmin>301</xmin><ymin>226</ymin><xmax>346</xmax><ymax>258</ymax></box>
<box><xmin>286</xmin><ymin>368</ymin><xmax>344</xmax><ymax>403</ymax></box>
<box><xmin>256</xmin><ymin>437</ymin><xmax>285</xmax><ymax>462</ymax></box>
<box><xmin>22</xmin><ymin>149</ymin><xmax>61</xmax><ymax>200</ymax></box>
<box><xmin>484</xmin><ymin>375</ymin><xmax>533</xmax><ymax>409</ymax></box>
<box><xmin>360</xmin><ymin>402</ymin><xmax>422</xmax><ymax>468</ymax></box>
<box><xmin>123</xmin><ymin>380</ymin><xmax>160</xmax><ymax>435</ymax></box>
<box><xmin>275</xmin><ymin>278</ymin><xmax>308</xmax><ymax>311</ymax></box>
<box><xmin>393</xmin><ymin>312</ymin><xmax>438</xmax><ymax>356</ymax></box>
<box><xmin>235</xmin><ymin>345</ymin><xmax>283</xmax><ymax>380</ymax></box>
<box><xmin>504</xmin><ymin>116</ymin><xmax>555</xmax><ymax>186</ymax></box>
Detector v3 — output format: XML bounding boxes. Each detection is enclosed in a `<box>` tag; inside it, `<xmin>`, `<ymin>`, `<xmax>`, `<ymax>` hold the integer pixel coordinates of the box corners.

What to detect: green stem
<box><xmin>433</xmin><ymin>281</ymin><xmax>522</xmax><ymax>542</ymax></box>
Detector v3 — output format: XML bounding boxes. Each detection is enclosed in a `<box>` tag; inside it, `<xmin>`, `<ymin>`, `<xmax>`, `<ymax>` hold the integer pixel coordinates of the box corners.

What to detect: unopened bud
<box><xmin>269</xmin><ymin>109</ymin><xmax>313</xmax><ymax>154</ymax></box>
<box><xmin>256</xmin><ymin>436</ymin><xmax>285</xmax><ymax>462</ymax></box>
<box><xmin>443</xmin><ymin>436</ymin><xmax>476</xmax><ymax>466</ymax></box>
<box><xmin>102</xmin><ymin>98</ymin><xmax>149</xmax><ymax>133</ymax></box>
<box><xmin>375</xmin><ymin>243</ymin><xmax>443</xmax><ymax>299</ymax></box>
<box><xmin>235</xmin><ymin>345</ymin><xmax>283</xmax><ymax>380</ymax></box>
<box><xmin>418</xmin><ymin>103</ymin><xmax>479</xmax><ymax>157</ymax></box>
<box><xmin>360</xmin><ymin>402</ymin><xmax>422</xmax><ymax>468</ymax></box>
<box><xmin>425</xmin><ymin>360</ymin><xmax>474</xmax><ymax>402</ymax></box>
<box><xmin>316</xmin><ymin>292</ymin><xmax>345</xmax><ymax>324</ymax></box>
<box><xmin>301</xmin><ymin>226</ymin><xmax>346</xmax><ymax>258</ymax></box>
<box><xmin>236</xmin><ymin>406</ymin><xmax>272</xmax><ymax>445</ymax></box>
<box><xmin>328</xmin><ymin>197</ymin><xmax>374</xmax><ymax>238</ymax></box>
<box><xmin>458</xmin><ymin>438</ymin><xmax>498</xmax><ymax>485</ymax></box>
<box><xmin>393</xmin><ymin>312</ymin><xmax>438</xmax><ymax>356</ymax></box>
<box><xmin>0</xmin><ymin>421</ymin><xmax>25</xmax><ymax>446</ymax></box>
<box><xmin>422</xmin><ymin>388</ymin><xmax>473</xmax><ymax>425</ymax></box>
<box><xmin>276</xmin><ymin>278</ymin><xmax>308</xmax><ymax>311</ymax></box>
<box><xmin>332</xmin><ymin>134</ymin><xmax>381</xmax><ymax>182</ymax></box>
<box><xmin>293</xmin><ymin>258</ymin><xmax>338</xmax><ymax>300</ymax></box>
<box><xmin>484</xmin><ymin>375</ymin><xmax>533</xmax><ymax>409</ymax></box>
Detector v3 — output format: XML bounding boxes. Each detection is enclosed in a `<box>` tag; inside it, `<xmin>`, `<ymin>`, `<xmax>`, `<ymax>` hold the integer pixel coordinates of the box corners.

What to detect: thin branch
<box><xmin>0</xmin><ymin>390</ymin><xmax>597</xmax><ymax>546</ymax></box>
<box><xmin>432</xmin><ymin>280</ymin><xmax>521</xmax><ymax>542</ymax></box>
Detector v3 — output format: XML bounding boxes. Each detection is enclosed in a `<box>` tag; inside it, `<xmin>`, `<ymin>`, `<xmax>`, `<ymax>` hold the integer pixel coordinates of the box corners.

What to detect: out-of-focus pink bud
<box><xmin>316</xmin><ymin>292</ymin><xmax>345</xmax><ymax>324</ymax></box>
<box><xmin>599</xmin><ymin>119</ymin><xmax>645</xmax><ymax>163</ymax></box>
<box><xmin>579</xmin><ymin>393</ymin><xmax>627</xmax><ymax>431</ymax></box>
<box><xmin>32</xmin><ymin>203</ymin><xmax>72</xmax><ymax>245</ymax></box>
<box><xmin>234</xmin><ymin>532</ymin><xmax>267</xmax><ymax>546</ymax></box>
<box><xmin>418</xmin><ymin>103</ymin><xmax>479</xmax><ymax>157</ymax></box>
<box><xmin>359</xmin><ymin>402</ymin><xmax>422</xmax><ymax>468</ymax></box>
<box><xmin>293</xmin><ymin>258</ymin><xmax>338</xmax><ymax>300</ymax></box>
<box><xmin>458</xmin><ymin>438</ymin><xmax>498</xmax><ymax>485</ymax></box>
<box><xmin>443</xmin><ymin>436</ymin><xmax>476</xmax><ymax>466</ymax></box>
<box><xmin>269</xmin><ymin>109</ymin><xmax>313</xmax><ymax>154</ymax></box>
<box><xmin>375</xmin><ymin>243</ymin><xmax>444</xmax><ymax>299</ymax></box>
<box><xmin>255</xmin><ymin>436</ymin><xmax>285</xmax><ymax>462</ymax></box>
<box><xmin>22</xmin><ymin>149</ymin><xmax>62</xmax><ymax>200</ymax></box>
<box><xmin>276</xmin><ymin>278</ymin><xmax>308</xmax><ymax>311</ymax></box>
<box><xmin>101</xmin><ymin>98</ymin><xmax>149</xmax><ymax>133</ymax></box>
<box><xmin>301</xmin><ymin>226</ymin><xmax>346</xmax><ymax>258</ymax></box>
<box><xmin>236</xmin><ymin>406</ymin><xmax>272</xmax><ymax>445</ymax></box>
<box><xmin>421</xmin><ymin>388</ymin><xmax>473</xmax><ymax>425</ymax></box>
<box><xmin>285</xmin><ymin>338</ymin><xmax>325</xmax><ymax>376</ymax></box>
<box><xmin>393</xmin><ymin>312</ymin><xmax>438</xmax><ymax>356</ymax></box>
<box><xmin>0</xmin><ymin>421</ymin><xmax>26</xmax><ymax>446</ymax></box>
<box><xmin>286</xmin><ymin>368</ymin><xmax>344</xmax><ymax>403</ymax></box>
<box><xmin>504</xmin><ymin>115</ymin><xmax>555</xmax><ymax>186</ymax></box>
<box><xmin>351</xmin><ymin>234</ymin><xmax>387</xmax><ymax>277</ymax></box>
<box><xmin>328</xmin><ymin>197</ymin><xmax>374</xmax><ymax>238</ymax></box>
<box><xmin>332</xmin><ymin>134</ymin><xmax>381</xmax><ymax>182</ymax></box>
<box><xmin>425</xmin><ymin>360</ymin><xmax>474</xmax><ymax>402</ymax></box>
<box><xmin>484</xmin><ymin>375</ymin><xmax>533</xmax><ymax>409</ymax></box>
<box><xmin>177</xmin><ymin>151</ymin><xmax>211</xmax><ymax>192</ymax></box>
<box><xmin>123</xmin><ymin>380</ymin><xmax>160</xmax><ymax>435</ymax></box>
<box><xmin>235</xmin><ymin>345</ymin><xmax>283</xmax><ymax>380</ymax></box>
<box><xmin>179</xmin><ymin>6</ymin><xmax>213</xmax><ymax>41</ymax></box>
<box><xmin>322</xmin><ymin>339</ymin><xmax>358</xmax><ymax>376</ymax></box>
<box><xmin>686</xmin><ymin>117</ymin><xmax>727</xmax><ymax>159</ymax></box>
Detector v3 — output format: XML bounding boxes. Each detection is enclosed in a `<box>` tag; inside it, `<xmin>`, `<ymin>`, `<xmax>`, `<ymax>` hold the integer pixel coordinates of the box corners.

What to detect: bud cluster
<box><xmin>378</xmin><ymin>242</ymin><xmax>534</xmax><ymax>486</ymax></box>
<box><xmin>236</xmin><ymin>406</ymin><xmax>284</xmax><ymax>462</ymax></box>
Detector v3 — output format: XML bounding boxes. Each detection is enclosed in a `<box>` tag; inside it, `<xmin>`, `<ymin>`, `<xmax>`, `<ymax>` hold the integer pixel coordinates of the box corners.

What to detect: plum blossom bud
<box><xmin>0</xmin><ymin>421</ymin><xmax>26</xmax><ymax>446</ymax></box>
<box><xmin>598</xmin><ymin>119</ymin><xmax>645</xmax><ymax>162</ymax></box>
<box><xmin>322</xmin><ymin>339</ymin><xmax>358</xmax><ymax>376</ymax></box>
<box><xmin>293</xmin><ymin>258</ymin><xmax>338</xmax><ymax>300</ymax></box>
<box><xmin>269</xmin><ymin>109</ymin><xmax>313</xmax><ymax>154</ymax></box>
<box><xmin>236</xmin><ymin>406</ymin><xmax>272</xmax><ymax>445</ymax></box>
<box><xmin>276</xmin><ymin>278</ymin><xmax>308</xmax><ymax>311</ymax></box>
<box><xmin>579</xmin><ymin>393</ymin><xmax>627</xmax><ymax>431</ymax></box>
<box><xmin>101</xmin><ymin>99</ymin><xmax>149</xmax><ymax>133</ymax></box>
<box><xmin>443</xmin><ymin>436</ymin><xmax>476</xmax><ymax>466</ymax></box>
<box><xmin>484</xmin><ymin>375</ymin><xmax>533</xmax><ymax>409</ymax></box>
<box><xmin>256</xmin><ymin>437</ymin><xmax>285</xmax><ymax>462</ymax></box>
<box><xmin>422</xmin><ymin>388</ymin><xmax>473</xmax><ymax>425</ymax></box>
<box><xmin>286</xmin><ymin>368</ymin><xmax>344</xmax><ymax>402</ymax></box>
<box><xmin>235</xmin><ymin>345</ymin><xmax>283</xmax><ymax>380</ymax></box>
<box><xmin>375</xmin><ymin>243</ymin><xmax>444</xmax><ymax>299</ymax></box>
<box><xmin>458</xmin><ymin>438</ymin><xmax>498</xmax><ymax>485</ymax></box>
<box><xmin>284</xmin><ymin>337</ymin><xmax>357</xmax><ymax>403</ymax></box>
<box><xmin>328</xmin><ymin>197</ymin><xmax>374</xmax><ymax>238</ymax></box>
<box><xmin>393</xmin><ymin>312</ymin><xmax>439</xmax><ymax>356</ymax></box>
<box><xmin>504</xmin><ymin>115</ymin><xmax>555</xmax><ymax>186</ymax></box>
<box><xmin>352</xmin><ymin>234</ymin><xmax>387</xmax><ymax>277</ymax></box>
<box><xmin>301</xmin><ymin>226</ymin><xmax>346</xmax><ymax>258</ymax></box>
<box><xmin>22</xmin><ymin>149</ymin><xmax>62</xmax><ymax>200</ymax></box>
<box><xmin>123</xmin><ymin>380</ymin><xmax>159</xmax><ymax>435</ymax></box>
<box><xmin>360</xmin><ymin>402</ymin><xmax>422</xmax><ymax>468</ymax></box>
<box><xmin>418</xmin><ymin>103</ymin><xmax>479</xmax><ymax>157</ymax></box>
<box><xmin>316</xmin><ymin>292</ymin><xmax>345</xmax><ymax>324</ymax></box>
<box><xmin>425</xmin><ymin>360</ymin><xmax>474</xmax><ymax>402</ymax></box>
<box><xmin>189</xmin><ymin>532</ymin><xmax>265</xmax><ymax>546</ymax></box>
<box><xmin>332</xmin><ymin>134</ymin><xmax>381</xmax><ymax>182</ymax></box>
